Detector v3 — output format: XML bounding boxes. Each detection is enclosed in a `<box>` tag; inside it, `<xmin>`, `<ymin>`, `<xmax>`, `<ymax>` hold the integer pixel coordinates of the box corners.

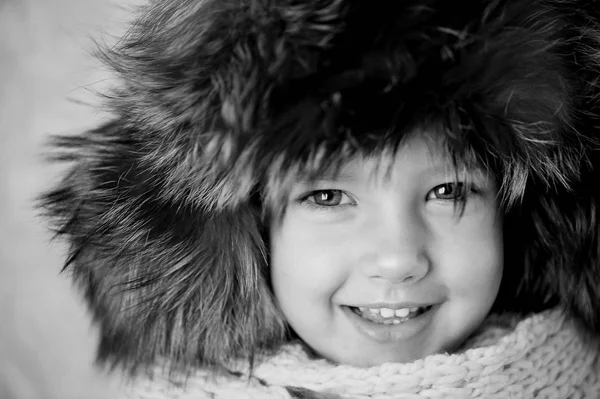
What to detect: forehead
<box><xmin>300</xmin><ymin>131</ymin><xmax>481</xmax><ymax>183</ymax></box>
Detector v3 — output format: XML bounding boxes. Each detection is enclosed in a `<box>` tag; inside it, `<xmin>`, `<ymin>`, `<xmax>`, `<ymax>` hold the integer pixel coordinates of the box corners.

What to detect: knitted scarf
<box><xmin>126</xmin><ymin>308</ymin><xmax>600</xmax><ymax>399</ymax></box>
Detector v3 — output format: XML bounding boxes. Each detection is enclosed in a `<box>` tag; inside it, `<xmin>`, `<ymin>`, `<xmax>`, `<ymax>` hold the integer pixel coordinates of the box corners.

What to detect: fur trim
<box><xmin>41</xmin><ymin>0</ymin><xmax>600</xmax><ymax>372</ymax></box>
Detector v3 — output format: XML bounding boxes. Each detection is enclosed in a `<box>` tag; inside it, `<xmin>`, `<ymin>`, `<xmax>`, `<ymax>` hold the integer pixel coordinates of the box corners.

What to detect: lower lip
<box><xmin>342</xmin><ymin>305</ymin><xmax>437</xmax><ymax>343</ymax></box>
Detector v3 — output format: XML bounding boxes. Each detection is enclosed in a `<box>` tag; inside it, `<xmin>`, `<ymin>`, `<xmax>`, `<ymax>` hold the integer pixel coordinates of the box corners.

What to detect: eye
<box><xmin>299</xmin><ymin>189</ymin><xmax>355</xmax><ymax>210</ymax></box>
<box><xmin>426</xmin><ymin>182</ymin><xmax>465</xmax><ymax>201</ymax></box>
<box><xmin>306</xmin><ymin>190</ymin><xmax>344</xmax><ymax>206</ymax></box>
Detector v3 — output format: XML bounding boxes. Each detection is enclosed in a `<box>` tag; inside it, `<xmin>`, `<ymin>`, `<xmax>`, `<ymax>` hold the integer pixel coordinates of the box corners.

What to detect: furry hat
<box><xmin>42</xmin><ymin>0</ymin><xmax>600</xmax><ymax>373</ymax></box>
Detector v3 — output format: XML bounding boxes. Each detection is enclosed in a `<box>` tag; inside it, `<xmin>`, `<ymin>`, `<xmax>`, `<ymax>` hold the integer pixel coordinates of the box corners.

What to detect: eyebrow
<box><xmin>295</xmin><ymin>173</ymin><xmax>357</xmax><ymax>185</ymax></box>
<box><xmin>292</xmin><ymin>154</ymin><xmax>489</xmax><ymax>187</ymax></box>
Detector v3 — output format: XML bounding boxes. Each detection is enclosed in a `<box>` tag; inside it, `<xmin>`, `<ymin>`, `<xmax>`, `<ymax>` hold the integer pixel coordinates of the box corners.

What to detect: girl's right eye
<box><xmin>300</xmin><ymin>189</ymin><xmax>354</xmax><ymax>209</ymax></box>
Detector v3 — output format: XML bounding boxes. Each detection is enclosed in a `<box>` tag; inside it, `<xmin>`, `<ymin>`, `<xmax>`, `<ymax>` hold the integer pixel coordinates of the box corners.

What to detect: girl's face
<box><xmin>269</xmin><ymin>133</ymin><xmax>503</xmax><ymax>367</ymax></box>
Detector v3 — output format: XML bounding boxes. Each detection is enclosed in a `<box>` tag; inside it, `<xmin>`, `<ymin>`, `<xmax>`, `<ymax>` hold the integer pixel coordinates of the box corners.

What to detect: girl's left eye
<box><xmin>426</xmin><ymin>183</ymin><xmax>466</xmax><ymax>201</ymax></box>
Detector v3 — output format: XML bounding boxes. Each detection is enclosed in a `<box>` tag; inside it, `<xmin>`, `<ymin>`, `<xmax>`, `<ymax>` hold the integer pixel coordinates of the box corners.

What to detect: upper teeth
<box><xmin>359</xmin><ymin>307</ymin><xmax>419</xmax><ymax>318</ymax></box>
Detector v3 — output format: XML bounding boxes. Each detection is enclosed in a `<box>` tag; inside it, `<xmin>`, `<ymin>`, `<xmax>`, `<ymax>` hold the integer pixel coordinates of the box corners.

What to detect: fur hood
<box><xmin>42</xmin><ymin>0</ymin><xmax>600</xmax><ymax>373</ymax></box>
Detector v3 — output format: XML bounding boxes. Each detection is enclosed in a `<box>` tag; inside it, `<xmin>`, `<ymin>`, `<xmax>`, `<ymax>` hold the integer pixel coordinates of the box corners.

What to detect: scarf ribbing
<box><xmin>127</xmin><ymin>308</ymin><xmax>600</xmax><ymax>399</ymax></box>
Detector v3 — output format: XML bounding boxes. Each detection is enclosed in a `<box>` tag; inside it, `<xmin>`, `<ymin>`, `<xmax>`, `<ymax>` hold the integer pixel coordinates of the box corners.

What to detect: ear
<box><xmin>40</xmin><ymin>121</ymin><xmax>286</xmax><ymax>373</ymax></box>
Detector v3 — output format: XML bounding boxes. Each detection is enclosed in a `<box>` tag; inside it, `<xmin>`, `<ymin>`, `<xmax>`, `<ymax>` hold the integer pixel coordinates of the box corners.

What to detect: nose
<box><xmin>358</xmin><ymin>208</ymin><xmax>430</xmax><ymax>285</ymax></box>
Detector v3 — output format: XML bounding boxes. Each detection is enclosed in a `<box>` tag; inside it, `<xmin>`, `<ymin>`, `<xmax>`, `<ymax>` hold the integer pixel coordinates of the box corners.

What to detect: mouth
<box><xmin>343</xmin><ymin>303</ymin><xmax>437</xmax><ymax>343</ymax></box>
<box><xmin>348</xmin><ymin>305</ymin><xmax>434</xmax><ymax>325</ymax></box>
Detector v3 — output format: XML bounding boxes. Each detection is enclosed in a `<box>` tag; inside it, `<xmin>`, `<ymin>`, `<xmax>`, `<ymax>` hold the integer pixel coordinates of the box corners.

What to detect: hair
<box><xmin>40</xmin><ymin>0</ymin><xmax>600</xmax><ymax>376</ymax></box>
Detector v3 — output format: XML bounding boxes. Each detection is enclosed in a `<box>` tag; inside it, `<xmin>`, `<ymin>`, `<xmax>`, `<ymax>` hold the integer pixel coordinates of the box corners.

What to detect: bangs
<box><xmin>259</xmin><ymin>121</ymin><xmax>524</xmax><ymax>223</ymax></box>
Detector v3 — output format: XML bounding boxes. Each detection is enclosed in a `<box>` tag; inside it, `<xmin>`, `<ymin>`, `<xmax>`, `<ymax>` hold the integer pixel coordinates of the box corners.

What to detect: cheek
<box><xmin>439</xmin><ymin>213</ymin><xmax>503</xmax><ymax>300</ymax></box>
<box><xmin>269</xmin><ymin>216</ymin><xmax>353</xmax><ymax>302</ymax></box>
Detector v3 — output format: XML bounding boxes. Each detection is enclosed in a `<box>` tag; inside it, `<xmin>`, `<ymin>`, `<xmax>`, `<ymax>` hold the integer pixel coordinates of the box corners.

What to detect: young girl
<box><xmin>42</xmin><ymin>0</ymin><xmax>600</xmax><ymax>397</ymax></box>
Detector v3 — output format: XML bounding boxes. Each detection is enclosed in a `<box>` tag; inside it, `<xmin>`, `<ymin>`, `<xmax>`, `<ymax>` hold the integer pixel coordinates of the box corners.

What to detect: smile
<box><xmin>342</xmin><ymin>304</ymin><xmax>437</xmax><ymax>343</ymax></box>
<box><xmin>350</xmin><ymin>306</ymin><xmax>433</xmax><ymax>325</ymax></box>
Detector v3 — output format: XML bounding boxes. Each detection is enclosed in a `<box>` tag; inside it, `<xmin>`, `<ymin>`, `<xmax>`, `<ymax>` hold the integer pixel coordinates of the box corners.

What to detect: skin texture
<box><xmin>270</xmin><ymin>133</ymin><xmax>503</xmax><ymax>367</ymax></box>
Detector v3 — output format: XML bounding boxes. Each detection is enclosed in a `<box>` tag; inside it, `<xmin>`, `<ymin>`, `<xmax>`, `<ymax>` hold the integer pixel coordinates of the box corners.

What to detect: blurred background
<box><xmin>0</xmin><ymin>1</ymin><xmax>141</xmax><ymax>397</ymax></box>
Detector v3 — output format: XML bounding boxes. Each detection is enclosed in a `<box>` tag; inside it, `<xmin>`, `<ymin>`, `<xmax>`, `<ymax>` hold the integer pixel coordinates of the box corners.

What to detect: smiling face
<box><xmin>269</xmin><ymin>133</ymin><xmax>503</xmax><ymax>367</ymax></box>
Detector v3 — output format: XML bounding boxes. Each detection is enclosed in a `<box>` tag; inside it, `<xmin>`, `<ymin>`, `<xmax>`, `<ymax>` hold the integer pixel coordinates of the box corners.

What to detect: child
<box><xmin>42</xmin><ymin>0</ymin><xmax>600</xmax><ymax>397</ymax></box>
